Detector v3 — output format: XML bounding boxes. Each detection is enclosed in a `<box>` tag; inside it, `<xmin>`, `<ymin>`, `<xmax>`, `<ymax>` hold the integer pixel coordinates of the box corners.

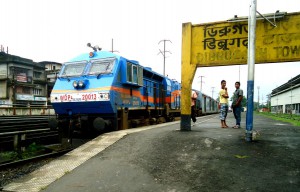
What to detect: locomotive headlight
<box><xmin>78</xmin><ymin>80</ymin><xmax>85</xmax><ymax>88</ymax></box>
<box><xmin>89</xmin><ymin>52</ymin><xmax>94</xmax><ymax>58</ymax></box>
<box><xmin>73</xmin><ymin>80</ymin><xmax>78</xmax><ymax>88</ymax></box>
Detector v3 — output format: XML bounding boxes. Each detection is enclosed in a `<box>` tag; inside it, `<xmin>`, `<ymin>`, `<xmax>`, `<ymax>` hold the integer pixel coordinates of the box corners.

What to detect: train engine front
<box><xmin>49</xmin><ymin>46</ymin><xmax>120</xmax><ymax>136</ymax></box>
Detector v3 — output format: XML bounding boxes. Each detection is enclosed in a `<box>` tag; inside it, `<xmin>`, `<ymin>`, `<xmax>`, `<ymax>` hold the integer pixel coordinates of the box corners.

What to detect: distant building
<box><xmin>270</xmin><ymin>74</ymin><xmax>300</xmax><ymax>115</ymax></box>
<box><xmin>0</xmin><ymin>52</ymin><xmax>61</xmax><ymax>107</ymax></box>
<box><xmin>38</xmin><ymin>61</ymin><xmax>62</xmax><ymax>102</ymax></box>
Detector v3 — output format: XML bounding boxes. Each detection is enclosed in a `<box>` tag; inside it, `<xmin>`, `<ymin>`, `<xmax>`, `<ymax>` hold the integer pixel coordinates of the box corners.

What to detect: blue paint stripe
<box><xmin>246</xmin><ymin>80</ymin><xmax>254</xmax><ymax>133</ymax></box>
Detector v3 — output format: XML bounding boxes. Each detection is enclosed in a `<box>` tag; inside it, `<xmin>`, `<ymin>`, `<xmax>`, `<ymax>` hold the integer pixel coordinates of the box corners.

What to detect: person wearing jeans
<box><xmin>219</xmin><ymin>80</ymin><xmax>229</xmax><ymax>128</ymax></box>
<box><xmin>232</xmin><ymin>82</ymin><xmax>243</xmax><ymax>129</ymax></box>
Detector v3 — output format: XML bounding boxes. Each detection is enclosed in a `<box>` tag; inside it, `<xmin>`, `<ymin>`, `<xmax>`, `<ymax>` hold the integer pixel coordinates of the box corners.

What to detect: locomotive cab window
<box><xmin>59</xmin><ymin>61</ymin><xmax>87</xmax><ymax>77</ymax></box>
<box><xmin>126</xmin><ymin>62</ymin><xmax>143</xmax><ymax>86</ymax></box>
<box><xmin>89</xmin><ymin>58</ymin><xmax>115</xmax><ymax>75</ymax></box>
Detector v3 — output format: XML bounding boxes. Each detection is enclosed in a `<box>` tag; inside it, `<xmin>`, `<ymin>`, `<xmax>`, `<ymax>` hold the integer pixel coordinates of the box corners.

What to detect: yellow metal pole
<box><xmin>181</xmin><ymin>23</ymin><xmax>196</xmax><ymax>131</ymax></box>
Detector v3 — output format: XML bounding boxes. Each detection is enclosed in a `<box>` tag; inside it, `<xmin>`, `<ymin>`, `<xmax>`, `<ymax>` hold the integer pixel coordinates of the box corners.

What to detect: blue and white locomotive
<box><xmin>49</xmin><ymin>44</ymin><xmax>181</xmax><ymax>135</ymax></box>
<box><xmin>49</xmin><ymin>44</ymin><xmax>218</xmax><ymax>137</ymax></box>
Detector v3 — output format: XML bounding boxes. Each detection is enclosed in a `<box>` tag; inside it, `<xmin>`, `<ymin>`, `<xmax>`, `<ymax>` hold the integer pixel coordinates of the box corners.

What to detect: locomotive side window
<box><xmin>138</xmin><ymin>66</ymin><xmax>143</xmax><ymax>86</ymax></box>
<box><xmin>166</xmin><ymin>79</ymin><xmax>171</xmax><ymax>92</ymax></box>
<box><xmin>127</xmin><ymin>62</ymin><xmax>132</xmax><ymax>82</ymax></box>
<box><xmin>126</xmin><ymin>61</ymin><xmax>143</xmax><ymax>86</ymax></box>
<box><xmin>60</xmin><ymin>61</ymin><xmax>87</xmax><ymax>77</ymax></box>
<box><xmin>132</xmin><ymin>65</ymin><xmax>138</xmax><ymax>83</ymax></box>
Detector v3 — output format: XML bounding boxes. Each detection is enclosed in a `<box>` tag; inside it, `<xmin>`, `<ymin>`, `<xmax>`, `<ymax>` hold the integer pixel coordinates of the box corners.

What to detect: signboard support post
<box><xmin>246</xmin><ymin>0</ymin><xmax>257</xmax><ymax>142</ymax></box>
<box><xmin>180</xmin><ymin>23</ymin><xmax>196</xmax><ymax>131</ymax></box>
<box><xmin>181</xmin><ymin>10</ymin><xmax>300</xmax><ymax>135</ymax></box>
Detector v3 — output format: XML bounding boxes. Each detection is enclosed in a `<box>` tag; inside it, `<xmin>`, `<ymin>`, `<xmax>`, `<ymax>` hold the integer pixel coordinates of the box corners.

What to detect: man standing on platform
<box><xmin>191</xmin><ymin>90</ymin><xmax>198</xmax><ymax>124</ymax></box>
<box><xmin>219</xmin><ymin>80</ymin><xmax>229</xmax><ymax>128</ymax></box>
<box><xmin>232</xmin><ymin>82</ymin><xmax>243</xmax><ymax>129</ymax></box>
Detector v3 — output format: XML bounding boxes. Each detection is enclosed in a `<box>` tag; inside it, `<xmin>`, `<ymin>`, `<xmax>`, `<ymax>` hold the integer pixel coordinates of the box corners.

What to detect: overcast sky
<box><xmin>1</xmin><ymin>0</ymin><xmax>299</xmax><ymax>103</ymax></box>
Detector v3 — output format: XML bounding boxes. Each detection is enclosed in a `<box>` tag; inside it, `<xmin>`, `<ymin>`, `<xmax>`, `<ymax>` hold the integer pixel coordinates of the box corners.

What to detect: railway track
<box><xmin>0</xmin><ymin>147</ymin><xmax>72</xmax><ymax>169</ymax></box>
<box><xmin>0</xmin><ymin>138</ymin><xmax>90</xmax><ymax>188</ymax></box>
<box><xmin>0</xmin><ymin>115</ymin><xmax>55</xmax><ymax>132</ymax></box>
<box><xmin>0</xmin><ymin>115</ymin><xmax>59</xmax><ymax>151</ymax></box>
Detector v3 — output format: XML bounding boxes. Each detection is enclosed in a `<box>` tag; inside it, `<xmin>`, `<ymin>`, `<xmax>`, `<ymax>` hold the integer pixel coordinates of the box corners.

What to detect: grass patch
<box><xmin>257</xmin><ymin>112</ymin><xmax>300</xmax><ymax>127</ymax></box>
<box><xmin>21</xmin><ymin>142</ymin><xmax>48</xmax><ymax>159</ymax></box>
<box><xmin>0</xmin><ymin>151</ymin><xmax>18</xmax><ymax>163</ymax></box>
<box><xmin>0</xmin><ymin>143</ymin><xmax>48</xmax><ymax>163</ymax></box>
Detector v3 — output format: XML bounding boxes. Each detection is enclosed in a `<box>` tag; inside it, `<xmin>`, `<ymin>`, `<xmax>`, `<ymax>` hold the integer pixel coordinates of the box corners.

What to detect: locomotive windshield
<box><xmin>60</xmin><ymin>61</ymin><xmax>87</xmax><ymax>77</ymax></box>
<box><xmin>89</xmin><ymin>58</ymin><xmax>115</xmax><ymax>75</ymax></box>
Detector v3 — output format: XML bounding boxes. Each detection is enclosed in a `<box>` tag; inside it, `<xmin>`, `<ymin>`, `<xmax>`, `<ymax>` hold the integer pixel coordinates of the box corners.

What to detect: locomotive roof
<box><xmin>68</xmin><ymin>51</ymin><xmax>121</xmax><ymax>62</ymax></box>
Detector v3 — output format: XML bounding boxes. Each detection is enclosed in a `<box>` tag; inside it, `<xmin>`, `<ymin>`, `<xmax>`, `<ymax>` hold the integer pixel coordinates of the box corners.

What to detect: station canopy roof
<box><xmin>271</xmin><ymin>74</ymin><xmax>300</xmax><ymax>95</ymax></box>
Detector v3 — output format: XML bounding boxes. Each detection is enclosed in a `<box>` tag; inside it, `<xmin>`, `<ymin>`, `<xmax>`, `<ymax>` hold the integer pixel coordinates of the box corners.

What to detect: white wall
<box><xmin>271</xmin><ymin>86</ymin><xmax>300</xmax><ymax>113</ymax></box>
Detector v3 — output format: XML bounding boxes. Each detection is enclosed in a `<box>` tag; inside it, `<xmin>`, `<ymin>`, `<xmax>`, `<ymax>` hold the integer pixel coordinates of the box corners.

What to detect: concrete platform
<box><xmin>3</xmin><ymin>113</ymin><xmax>300</xmax><ymax>192</ymax></box>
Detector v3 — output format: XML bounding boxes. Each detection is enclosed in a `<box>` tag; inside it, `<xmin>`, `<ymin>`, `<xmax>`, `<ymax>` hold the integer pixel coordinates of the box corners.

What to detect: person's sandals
<box><xmin>232</xmin><ymin>125</ymin><xmax>240</xmax><ymax>129</ymax></box>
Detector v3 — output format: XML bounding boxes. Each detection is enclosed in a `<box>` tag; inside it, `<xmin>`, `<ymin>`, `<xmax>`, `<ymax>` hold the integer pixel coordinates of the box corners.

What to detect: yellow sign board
<box><xmin>191</xmin><ymin>12</ymin><xmax>300</xmax><ymax>66</ymax></box>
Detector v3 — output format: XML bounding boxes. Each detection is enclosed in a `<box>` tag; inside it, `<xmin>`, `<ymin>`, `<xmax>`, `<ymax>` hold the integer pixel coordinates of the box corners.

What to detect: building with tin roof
<box><xmin>270</xmin><ymin>74</ymin><xmax>300</xmax><ymax>115</ymax></box>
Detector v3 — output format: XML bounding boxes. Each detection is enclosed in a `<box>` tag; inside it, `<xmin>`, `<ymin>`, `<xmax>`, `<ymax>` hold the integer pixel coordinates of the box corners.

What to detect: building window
<box><xmin>16</xmin><ymin>86</ymin><xmax>31</xmax><ymax>94</ymax></box>
<box><xmin>53</xmin><ymin>66</ymin><xmax>56</xmax><ymax>70</ymax></box>
<box><xmin>33</xmin><ymin>88</ymin><xmax>42</xmax><ymax>95</ymax></box>
<box><xmin>23</xmin><ymin>87</ymin><xmax>31</xmax><ymax>94</ymax></box>
<box><xmin>12</xmin><ymin>67</ymin><xmax>28</xmax><ymax>82</ymax></box>
<box><xmin>34</xmin><ymin>71</ymin><xmax>42</xmax><ymax>79</ymax></box>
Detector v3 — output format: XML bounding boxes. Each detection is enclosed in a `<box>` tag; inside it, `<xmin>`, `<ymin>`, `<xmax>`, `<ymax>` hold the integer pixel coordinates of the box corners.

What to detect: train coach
<box><xmin>192</xmin><ymin>90</ymin><xmax>219</xmax><ymax>117</ymax></box>
<box><xmin>48</xmin><ymin>45</ymin><xmax>218</xmax><ymax>137</ymax></box>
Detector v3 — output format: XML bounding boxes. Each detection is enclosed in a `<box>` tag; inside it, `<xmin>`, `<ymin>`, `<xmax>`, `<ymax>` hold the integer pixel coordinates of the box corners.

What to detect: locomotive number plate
<box><xmin>51</xmin><ymin>92</ymin><xmax>110</xmax><ymax>102</ymax></box>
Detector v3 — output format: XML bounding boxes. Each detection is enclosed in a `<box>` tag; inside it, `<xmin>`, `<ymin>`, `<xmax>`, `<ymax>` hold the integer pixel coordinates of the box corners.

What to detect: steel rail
<box><xmin>0</xmin><ymin>148</ymin><xmax>73</xmax><ymax>169</ymax></box>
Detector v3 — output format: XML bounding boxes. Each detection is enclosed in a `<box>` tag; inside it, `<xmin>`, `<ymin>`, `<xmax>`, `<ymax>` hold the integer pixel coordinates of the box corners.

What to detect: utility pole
<box><xmin>245</xmin><ymin>0</ymin><xmax>257</xmax><ymax>142</ymax></box>
<box><xmin>211</xmin><ymin>87</ymin><xmax>215</xmax><ymax>99</ymax></box>
<box><xmin>111</xmin><ymin>38</ymin><xmax>119</xmax><ymax>53</ymax></box>
<box><xmin>211</xmin><ymin>87</ymin><xmax>215</xmax><ymax>111</ymax></box>
<box><xmin>261</xmin><ymin>93</ymin><xmax>263</xmax><ymax>109</ymax></box>
<box><xmin>239</xmin><ymin>65</ymin><xmax>241</xmax><ymax>82</ymax></box>
<box><xmin>257</xmin><ymin>86</ymin><xmax>260</xmax><ymax>111</ymax></box>
<box><xmin>198</xmin><ymin>76</ymin><xmax>205</xmax><ymax>92</ymax></box>
<box><xmin>158</xmin><ymin>40</ymin><xmax>172</xmax><ymax>76</ymax></box>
